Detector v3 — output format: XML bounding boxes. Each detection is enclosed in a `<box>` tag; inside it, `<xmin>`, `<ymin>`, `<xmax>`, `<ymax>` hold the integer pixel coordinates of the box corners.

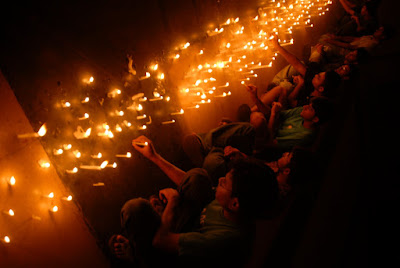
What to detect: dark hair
<box><xmin>322</xmin><ymin>71</ymin><xmax>341</xmax><ymax>97</ymax></box>
<box><xmin>356</xmin><ymin>48</ymin><xmax>369</xmax><ymax>63</ymax></box>
<box><xmin>310</xmin><ymin>96</ymin><xmax>334</xmax><ymax>125</ymax></box>
<box><xmin>230</xmin><ymin>158</ymin><xmax>279</xmax><ymax>220</ymax></box>
<box><xmin>237</xmin><ymin>104</ymin><xmax>251</xmax><ymax>122</ymax></box>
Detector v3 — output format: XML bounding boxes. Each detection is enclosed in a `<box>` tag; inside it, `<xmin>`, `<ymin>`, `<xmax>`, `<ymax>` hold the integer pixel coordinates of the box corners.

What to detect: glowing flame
<box><xmin>37</xmin><ymin>124</ymin><xmax>47</xmax><ymax>137</ymax></box>
<box><xmin>4</xmin><ymin>236</ymin><xmax>10</xmax><ymax>243</ymax></box>
<box><xmin>8</xmin><ymin>209</ymin><xmax>14</xmax><ymax>216</ymax></box>
<box><xmin>100</xmin><ymin>161</ymin><xmax>108</xmax><ymax>169</ymax></box>
<box><xmin>51</xmin><ymin>206</ymin><xmax>58</xmax><ymax>212</ymax></box>
<box><xmin>9</xmin><ymin>176</ymin><xmax>16</xmax><ymax>185</ymax></box>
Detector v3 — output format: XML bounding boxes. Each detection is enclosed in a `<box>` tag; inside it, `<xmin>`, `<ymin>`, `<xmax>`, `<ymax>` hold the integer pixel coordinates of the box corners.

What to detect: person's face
<box><xmin>312</xmin><ymin>72</ymin><xmax>326</xmax><ymax>89</ymax></box>
<box><xmin>361</xmin><ymin>5</ymin><xmax>369</xmax><ymax>17</ymax></box>
<box><xmin>215</xmin><ymin>170</ymin><xmax>235</xmax><ymax>209</ymax></box>
<box><xmin>300</xmin><ymin>103</ymin><xmax>317</xmax><ymax>121</ymax></box>
<box><xmin>373</xmin><ymin>26</ymin><xmax>385</xmax><ymax>39</ymax></box>
<box><xmin>277</xmin><ymin>152</ymin><xmax>294</xmax><ymax>169</ymax></box>
<box><xmin>345</xmin><ymin>50</ymin><xmax>358</xmax><ymax>63</ymax></box>
<box><xmin>335</xmin><ymin>64</ymin><xmax>350</xmax><ymax>77</ymax></box>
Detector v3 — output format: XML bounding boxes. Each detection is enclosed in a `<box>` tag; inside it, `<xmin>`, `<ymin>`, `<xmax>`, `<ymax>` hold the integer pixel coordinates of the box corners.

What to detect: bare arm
<box><xmin>152</xmin><ymin>188</ymin><xmax>180</xmax><ymax>253</ymax></box>
<box><xmin>325</xmin><ymin>39</ymin><xmax>357</xmax><ymax>50</ymax></box>
<box><xmin>132</xmin><ymin>136</ymin><xmax>186</xmax><ymax>186</ymax></box>
<box><xmin>245</xmin><ymin>84</ymin><xmax>271</xmax><ymax>116</ymax></box>
<box><xmin>339</xmin><ymin>0</ymin><xmax>355</xmax><ymax>15</ymax></box>
<box><xmin>270</xmin><ymin>36</ymin><xmax>307</xmax><ymax>76</ymax></box>
<box><xmin>287</xmin><ymin>75</ymin><xmax>305</xmax><ymax>108</ymax></box>
<box><xmin>267</xmin><ymin>102</ymin><xmax>282</xmax><ymax>137</ymax></box>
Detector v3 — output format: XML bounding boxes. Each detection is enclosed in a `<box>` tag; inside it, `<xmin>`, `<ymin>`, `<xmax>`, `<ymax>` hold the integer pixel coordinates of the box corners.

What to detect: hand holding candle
<box><xmin>132</xmin><ymin>136</ymin><xmax>158</xmax><ymax>161</ymax></box>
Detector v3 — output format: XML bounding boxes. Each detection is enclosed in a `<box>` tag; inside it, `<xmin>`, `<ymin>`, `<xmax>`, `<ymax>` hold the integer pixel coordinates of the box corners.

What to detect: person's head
<box><xmin>373</xmin><ymin>25</ymin><xmax>394</xmax><ymax>41</ymax></box>
<box><xmin>301</xmin><ymin>96</ymin><xmax>334</xmax><ymax>126</ymax></box>
<box><xmin>312</xmin><ymin>71</ymin><xmax>341</xmax><ymax>97</ymax></box>
<box><xmin>275</xmin><ymin>147</ymin><xmax>312</xmax><ymax>181</ymax></box>
<box><xmin>344</xmin><ymin>48</ymin><xmax>369</xmax><ymax>64</ymax></box>
<box><xmin>362</xmin><ymin>1</ymin><xmax>379</xmax><ymax>18</ymax></box>
<box><xmin>215</xmin><ymin>158</ymin><xmax>279</xmax><ymax>220</ymax></box>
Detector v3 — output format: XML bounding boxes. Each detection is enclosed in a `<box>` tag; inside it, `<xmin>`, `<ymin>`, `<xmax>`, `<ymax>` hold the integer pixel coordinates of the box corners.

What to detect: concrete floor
<box><xmin>1</xmin><ymin>0</ymin><xmax>399</xmax><ymax>267</ymax></box>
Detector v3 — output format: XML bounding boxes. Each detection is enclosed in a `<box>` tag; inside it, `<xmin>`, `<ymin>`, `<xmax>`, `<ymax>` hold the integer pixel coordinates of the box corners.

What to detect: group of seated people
<box><xmin>110</xmin><ymin>0</ymin><xmax>390</xmax><ymax>266</ymax></box>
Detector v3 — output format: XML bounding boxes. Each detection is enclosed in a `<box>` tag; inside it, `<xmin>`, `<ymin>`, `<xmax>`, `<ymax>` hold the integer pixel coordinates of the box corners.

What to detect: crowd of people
<box><xmin>109</xmin><ymin>1</ymin><xmax>390</xmax><ymax>267</ymax></box>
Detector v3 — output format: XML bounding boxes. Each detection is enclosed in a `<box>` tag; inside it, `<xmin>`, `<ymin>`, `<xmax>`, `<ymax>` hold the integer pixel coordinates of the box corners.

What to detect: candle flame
<box><xmin>8</xmin><ymin>209</ymin><xmax>14</xmax><ymax>216</ymax></box>
<box><xmin>38</xmin><ymin>124</ymin><xmax>47</xmax><ymax>137</ymax></box>
<box><xmin>67</xmin><ymin>195</ymin><xmax>73</xmax><ymax>201</ymax></box>
<box><xmin>100</xmin><ymin>161</ymin><xmax>108</xmax><ymax>169</ymax></box>
<box><xmin>4</xmin><ymin>236</ymin><xmax>10</xmax><ymax>243</ymax></box>
<box><xmin>9</xmin><ymin>176</ymin><xmax>16</xmax><ymax>185</ymax></box>
<box><xmin>52</xmin><ymin>206</ymin><xmax>58</xmax><ymax>212</ymax></box>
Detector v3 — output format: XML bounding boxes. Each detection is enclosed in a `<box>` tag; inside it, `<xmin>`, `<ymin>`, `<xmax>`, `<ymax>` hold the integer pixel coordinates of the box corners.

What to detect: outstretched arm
<box><xmin>339</xmin><ymin>0</ymin><xmax>356</xmax><ymax>16</ymax></box>
<box><xmin>245</xmin><ymin>84</ymin><xmax>271</xmax><ymax>116</ymax></box>
<box><xmin>132</xmin><ymin>136</ymin><xmax>186</xmax><ymax>186</ymax></box>
<box><xmin>270</xmin><ymin>35</ymin><xmax>307</xmax><ymax>77</ymax></box>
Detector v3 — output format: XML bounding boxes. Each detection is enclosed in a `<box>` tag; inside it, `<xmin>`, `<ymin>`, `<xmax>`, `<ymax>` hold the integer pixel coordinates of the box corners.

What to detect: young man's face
<box><xmin>345</xmin><ymin>50</ymin><xmax>358</xmax><ymax>63</ymax></box>
<box><xmin>300</xmin><ymin>103</ymin><xmax>317</xmax><ymax>121</ymax></box>
<box><xmin>312</xmin><ymin>72</ymin><xmax>326</xmax><ymax>89</ymax></box>
<box><xmin>335</xmin><ymin>64</ymin><xmax>351</xmax><ymax>77</ymax></box>
<box><xmin>215</xmin><ymin>170</ymin><xmax>235</xmax><ymax>210</ymax></box>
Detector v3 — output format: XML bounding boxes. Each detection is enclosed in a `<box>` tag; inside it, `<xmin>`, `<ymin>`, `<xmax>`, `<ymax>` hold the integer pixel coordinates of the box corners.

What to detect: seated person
<box><xmin>266</xmin><ymin>35</ymin><xmax>341</xmax><ymax>109</ymax></box>
<box><xmin>182</xmin><ymin>113</ymin><xmax>269</xmax><ymax>184</ymax></box>
<box><xmin>111</xmin><ymin>135</ymin><xmax>279</xmax><ymax>267</ymax></box>
<box><xmin>267</xmin><ymin>96</ymin><xmax>335</xmax><ymax>153</ymax></box>
<box><xmin>319</xmin><ymin>26</ymin><xmax>390</xmax><ymax>60</ymax></box>
<box><xmin>335</xmin><ymin>0</ymin><xmax>379</xmax><ymax>37</ymax></box>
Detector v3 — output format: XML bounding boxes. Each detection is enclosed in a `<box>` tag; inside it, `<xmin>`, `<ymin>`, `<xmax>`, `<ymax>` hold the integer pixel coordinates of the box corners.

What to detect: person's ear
<box><xmin>229</xmin><ymin>197</ymin><xmax>240</xmax><ymax>212</ymax></box>
<box><xmin>318</xmin><ymin>86</ymin><xmax>325</xmax><ymax>93</ymax></box>
<box><xmin>312</xmin><ymin>116</ymin><xmax>320</xmax><ymax>124</ymax></box>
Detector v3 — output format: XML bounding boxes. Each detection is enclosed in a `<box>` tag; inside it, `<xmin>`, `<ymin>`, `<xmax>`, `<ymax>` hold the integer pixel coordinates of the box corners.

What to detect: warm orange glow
<box><xmin>100</xmin><ymin>161</ymin><xmax>108</xmax><ymax>169</ymax></box>
<box><xmin>9</xmin><ymin>176</ymin><xmax>16</xmax><ymax>186</ymax></box>
<box><xmin>37</xmin><ymin>124</ymin><xmax>47</xmax><ymax>137</ymax></box>
<box><xmin>4</xmin><ymin>236</ymin><xmax>10</xmax><ymax>243</ymax></box>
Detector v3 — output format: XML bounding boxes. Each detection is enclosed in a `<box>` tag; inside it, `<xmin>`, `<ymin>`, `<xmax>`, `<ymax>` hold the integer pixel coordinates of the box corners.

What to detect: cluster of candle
<box><xmin>1</xmin><ymin>174</ymin><xmax>73</xmax><ymax>244</ymax></box>
<box><xmin>13</xmin><ymin>1</ymin><xmax>331</xmax><ymax>177</ymax></box>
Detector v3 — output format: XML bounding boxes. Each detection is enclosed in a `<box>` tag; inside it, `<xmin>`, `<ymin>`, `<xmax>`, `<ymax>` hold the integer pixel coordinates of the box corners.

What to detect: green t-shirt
<box><xmin>275</xmin><ymin>106</ymin><xmax>316</xmax><ymax>151</ymax></box>
<box><xmin>178</xmin><ymin>200</ymin><xmax>242</xmax><ymax>264</ymax></box>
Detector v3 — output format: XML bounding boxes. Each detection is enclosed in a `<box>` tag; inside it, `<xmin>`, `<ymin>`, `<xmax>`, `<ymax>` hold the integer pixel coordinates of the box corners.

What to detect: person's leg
<box><xmin>202</xmin><ymin>147</ymin><xmax>227</xmax><ymax>186</ymax></box>
<box><xmin>119</xmin><ymin>198</ymin><xmax>161</xmax><ymax>265</ymax></box>
<box><xmin>182</xmin><ymin>133</ymin><xmax>207</xmax><ymax>167</ymax></box>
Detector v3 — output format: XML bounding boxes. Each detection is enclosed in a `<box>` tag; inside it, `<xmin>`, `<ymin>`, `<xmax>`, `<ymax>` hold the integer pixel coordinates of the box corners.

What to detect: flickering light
<box><xmin>51</xmin><ymin>206</ymin><xmax>58</xmax><ymax>212</ymax></box>
<box><xmin>132</xmin><ymin>141</ymin><xmax>148</xmax><ymax>147</ymax></box>
<box><xmin>47</xmin><ymin>192</ymin><xmax>54</xmax><ymax>198</ymax></box>
<box><xmin>66</xmin><ymin>167</ymin><xmax>78</xmax><ymax>174</ymax></box>
<box><xmin>63</xmin><ymin>144</ymin><xmax>72</xmax><ymax>150</ymax></box>
<box><xmin>62</xmin><ymin>101</ymin><xmax>71</xmax><ymax>108</ymax></box>
<box><xmin>4</xmin><ymin>209</ymin><xmax>14</xmax><ymax>216</ymax></box>
<box><xmin>162</xmin><ymin>119</ymin><xmax>175</xmax><ymax>125</ymax></box>
<box><xmin>175</xmin><ymin>54</ymin><xmax>180</xmax><ymax>59</ymax></box>
<box><xmin>89</xmin><ymin>76</ymin><xmax>94</xmax><ymax>83</ymax></box>
<box><xmin>226</xmin><ymin>43</ymin><xmax>231</xmax><ymax>48</ymax></box>
<box><xmin>79</xmin><ymin>113</ymin><xmax>89</xmax><ymax>120</ymax></box>
<box><xmin>152</xmin><ymin>64</ymin><xmax>158</xmax><ymax>71</ymax></box>
<box><xmin>82</xmin><ymin>97</ymin><xmax>90</xmax><ymax>103</ymax></box>
<box><xmin>159</xmin><ymin>73</ymin><xmax>165</xmax><ymax>80</ymax></box>
<box><xmin>183</xmin><ymin>42</ymin><xmax>190</xmax><ymax>49</ymax></box>
<box><xmin>91</xmin><ymin>153</ymin><xmax>102</xmax><ymax>159</ymax></box>
<box><xmin>9</xmin><ymin>176</ymin><xmax>16</xmax><ymax>186</ymax></box>
<box><xmin>100</xmin><ymin>161</ymin><xmax>109</xmax><ymax>169</ymax></box>
<box><xmin>73</xmin><ymin>150</ymin><xmax>81</xmax><ymax>158</ymax></box>
<box><xmin>198</xmin><ymin>64</ymin><xmax>203</xmax><ymax>70</ymax></box>
<box><xmin>53</xmin><ymin>149</ymin><xmax>63</xmax><ymax>155</ymax></box>
<box><xmin>39</xmin><ymin>160</ymin><xmax>51</xmax><ymax>168</ymax></box>
<box><xmin>62</xmin><ymin>195</ymin><xmax>73</xmax><ymax>201</ymax></box>
<box><xmin>85</xmin><ymin>128</ymin><xmax>91</xmax><ymax>137</ymax></box>
<box><xmin>4</xmin><ymin>236</ymin><xmax>10</xmax><ymax>243</ymax></box>
<box><xmin>199</xmin><ymin>50</ymin><xmax>204</xmax><ymax>55</ymax></box>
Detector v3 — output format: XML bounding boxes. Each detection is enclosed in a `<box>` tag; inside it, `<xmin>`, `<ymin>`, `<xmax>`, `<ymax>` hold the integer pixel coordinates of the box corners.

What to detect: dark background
<box><xmin>1</xmin><ymin>0</ymin><xmax>399</xmax><ymax>266</ymax></box>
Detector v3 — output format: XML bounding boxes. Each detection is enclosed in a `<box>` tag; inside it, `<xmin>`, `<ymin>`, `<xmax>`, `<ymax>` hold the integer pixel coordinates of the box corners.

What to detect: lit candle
<box><xmin>61</xmin><ymin>101</ymin><xmax>71</xmax><ymax>108</ymax></box>
<box><xmin>3</xmin><ymin>236</ymin><xmax>10</xmax><ymax>243</ymax></box>
<box><xmin>132</xmin><ymin>141</ymin><xmax>148</xmax><ymax>147</ymax></box>
<box><xmin>93</xmin><ymin>182</ymin><xmax>105</xmax><ymax>187</ymax></box>
<box><xmin>138</xmin><ymin>125</ymin><xmax>147</xmax><ymax>130</ymax></box>
<box><xmin>139</xmin><ymin>72</ymin><xmax>151</xmax><ymax>80</ymax></box>
<box><xmin>8</xmin><ymin>176</ymin><xmax>16</xmax><ymax>186</ymax></box>
<box><xmin>81</xmin><ymin>97</ymin><xmax>90</xmax><ymax>103</ymax></box>
<box><xmin>53</xmin><ymin>148</ymin><xmax>64</xmax><ymax>155</ymax></box>
<box><xmin>3</xmin><ymin>209</ymin><xmax>14</xmax><ymax>216</ymax></box>
<box><xmin>218</xmin><ymin>82</ymin><xmax>230</xmax><ymax>88</ymax></box>
<box><xmin>78</xmin><ymin>113</ymin><xmax>89</xmax><ymax>120</ymax></box>
<box><xmin>63</xmin><ymin>144</ymin><xmax>72</xmax><ymax>150</ymax></box>
<box><xmin>91</xmin><ymin>152</ymin><xmax>102</xmax><ymax>159</ymax></box>
<box><xmin>50</xmin><ymin>206</ymin><xmax>58</xmax><ymax>213</ymax></box>
<box><xmin>17</xmin><ymin>123</ymin><xmax>47</xmax><ymax>138</ymax></box>
<box><xmin>161</xmin><ymin>119</ymin><xmax>175</xmax><ymax>125</ymax></box>
<box><xmin>115</xmin><ymin>124</ymin><xmax>122</xmax><ymax>132</ymax></box>
<box><xmin>106</xmin><ymin>162</ymin><xmax>117</xmax><ymax>168</ymax></box>
<box><xmin>116</xmin><ymin>110</ymin><xmax>124</xmax><ymax>116</ymax></box>
<box><xmin>170</xmin><ymin>109</ymin><xmax>184</xmax><ymax>115</ymax></box>
<box><xmin>66</xmin><ymin>167</ymin><xmax>78</xmax><ymax>174</ymax></box>
<box><xmin>152</xmin><ymin>64</ymin><xmax>158</xmax><ymax>71</ymax></box>
<box><xmin>62</xmin><ymin>195</ymin><xmax>73</xmax><ymax>201</ymax></box>
<box><xmin>32</xmin><ymin>215</ymin><xmax>42</xmax><ymax>220</ymax></box>
<box><xmin>136</xmin><ymin>114</ymin><xmax>147</xmax><ymax>120</ymax></box>
<box><xmin>73</xmin><ymin>150</ymin><xmax>81</xmax><ymax>158</ymax></box>
<box><xmin>116</xmin><ymin>152</ymin><xmax>132</xmax><ymax>158</ymax></box>
<box><xmin>47</xmin><ymin>192</ymin><xmax>54</xmax><ymax>198</ymax></box>
<box><xmin>38</xmin><ymin>160</ymin><xmax>51</xmax><ymax>168</ymax></box>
